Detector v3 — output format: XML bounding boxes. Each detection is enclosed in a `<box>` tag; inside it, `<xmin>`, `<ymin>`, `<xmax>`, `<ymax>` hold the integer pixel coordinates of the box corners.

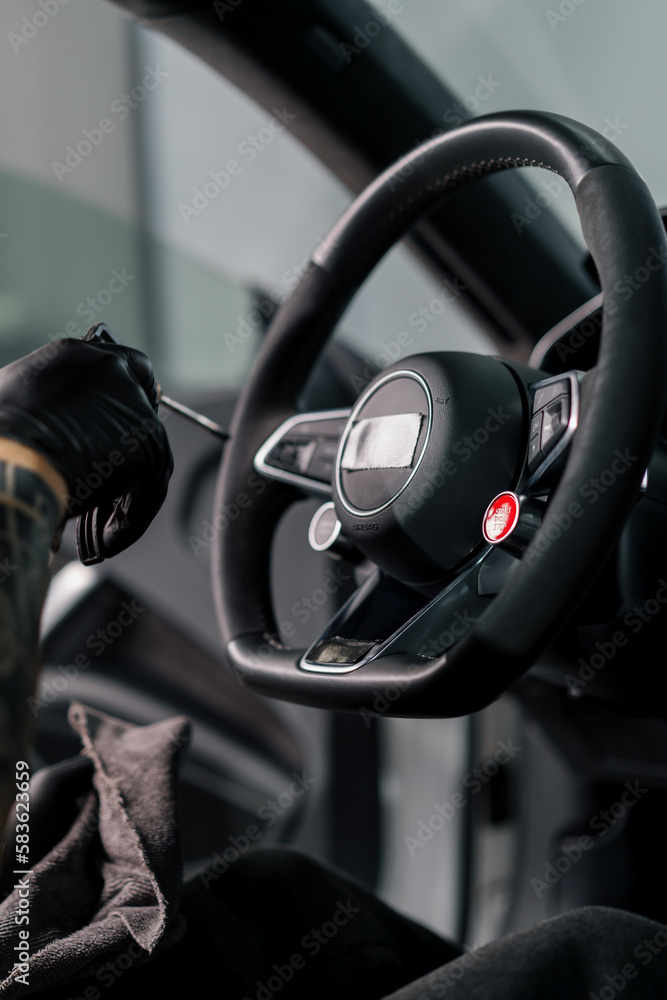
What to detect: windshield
<box><xmin>2</xmin><ymin>0</ymin><xmax>662</xmax><ymax>396</ymax></box>
<box><xmin>0</xmin><ymin>1</ymin><xmax>496</xmax><ymax>398</ymax></box>
<box><xmin>369</xmin><ymin>0</ymin><xmax>667</xmax><ymax>240</ymax></box>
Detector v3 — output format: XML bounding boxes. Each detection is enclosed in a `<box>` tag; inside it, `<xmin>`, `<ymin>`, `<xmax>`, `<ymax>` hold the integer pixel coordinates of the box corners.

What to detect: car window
<box><xmin>0</xmin><ymin>0</ymin><xmax>493</xmax><ymax>398</ymax></box>
<box><xmin>368</xmin><ymin>0</ymin><xmax>667</xmax><ymax>240</ymax></box>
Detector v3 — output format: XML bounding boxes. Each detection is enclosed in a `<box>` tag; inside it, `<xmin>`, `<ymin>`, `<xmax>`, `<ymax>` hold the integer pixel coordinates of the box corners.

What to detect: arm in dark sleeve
<box><xmin>0</xmin><ymin>334</ymin><xmax>172</xmax><ymax>836</ymax></box>
<box><xmin>0</xmin><ymin>442</ymin><xmax>66</xmax><ymax>834</ymax></box>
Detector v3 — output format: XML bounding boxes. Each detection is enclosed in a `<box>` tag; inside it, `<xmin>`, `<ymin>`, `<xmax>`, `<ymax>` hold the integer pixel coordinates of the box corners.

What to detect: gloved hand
<box><xmin>0</xmin><ymin>331</ymin><xmax>173</xmax><ymax>563</ymax></box>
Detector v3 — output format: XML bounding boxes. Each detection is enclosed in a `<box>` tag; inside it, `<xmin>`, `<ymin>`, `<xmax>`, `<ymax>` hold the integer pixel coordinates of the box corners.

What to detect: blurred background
<box><xmin>2</xmin><ymin>0</ymin><xmax>667</xmax><ymax>948</ymax></box>
<box><xmin>0</xmin><ymin>0</ymin><xmax>665</xmax><ymax>395</ymax></box>
<box><xmin>0</xmin><ymin>0</ymin><xmax>490</xmax><ymax>394</ymax></box>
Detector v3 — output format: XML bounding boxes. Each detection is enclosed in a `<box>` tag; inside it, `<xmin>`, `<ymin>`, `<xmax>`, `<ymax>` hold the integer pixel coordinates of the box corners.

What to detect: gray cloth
<box><xmin>0</xmin><ymin>702</ymin><xmax>190</xmax><ymax>997</ymax></box>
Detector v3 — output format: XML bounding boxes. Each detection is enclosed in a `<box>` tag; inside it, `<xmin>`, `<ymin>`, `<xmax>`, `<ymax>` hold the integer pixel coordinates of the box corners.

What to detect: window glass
<box><xmin>368</xmin><ymin>0</ymin><xmax>667</xmax><ymax>240</ymax></box>
<box><xmin>0</xmin><ymin>0</ymin><xmax>492</xmax><ymax>397</ymax></box>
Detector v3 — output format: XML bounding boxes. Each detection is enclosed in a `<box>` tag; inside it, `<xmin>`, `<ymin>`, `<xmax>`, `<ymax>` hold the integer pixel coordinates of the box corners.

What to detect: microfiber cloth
<box><xmin>0</xmin><ymin>702</ymin><xmax>190</xmax><ymax>997</ymax></box>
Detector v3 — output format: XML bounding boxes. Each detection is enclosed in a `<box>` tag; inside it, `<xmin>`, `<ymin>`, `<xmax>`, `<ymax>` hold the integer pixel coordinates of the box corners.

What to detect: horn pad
<box><xmin>332</xmin><ymin>353</ymin><xmax>526</xmax><ymax>587</ymax></box>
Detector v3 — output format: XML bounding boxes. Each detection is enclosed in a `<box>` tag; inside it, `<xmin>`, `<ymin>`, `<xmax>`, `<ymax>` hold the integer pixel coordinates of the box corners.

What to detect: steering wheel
<box><xmin>213</xmin><ymin>111</ymin><xmax>667</xmax><ymax>718</ymax></box>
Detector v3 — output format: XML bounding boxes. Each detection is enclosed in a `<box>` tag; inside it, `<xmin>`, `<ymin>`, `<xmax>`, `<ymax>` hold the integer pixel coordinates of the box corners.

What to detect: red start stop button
<box><xmin>483</xmin><ymin>492</ymin><xmax>520</xmax><ymax>544</ymax></box>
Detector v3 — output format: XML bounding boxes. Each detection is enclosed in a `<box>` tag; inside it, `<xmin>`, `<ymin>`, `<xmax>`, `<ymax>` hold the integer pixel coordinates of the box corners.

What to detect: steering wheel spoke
<box><xmin>254</xmin><ymin>408</ymin><xmax>351</xmax><ymax>498</ymax></box>
<box><xmin>301</xmin><ymin>549</ymin><xmax>513</xmax><ymax>673</ymax></box>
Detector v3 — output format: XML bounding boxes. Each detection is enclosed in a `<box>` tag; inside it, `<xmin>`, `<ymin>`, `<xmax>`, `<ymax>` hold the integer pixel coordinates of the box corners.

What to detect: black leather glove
<box><xmin>0</xmin><ymin>329</ymin><xmax>173</xmax><ymax>563</ymax></box>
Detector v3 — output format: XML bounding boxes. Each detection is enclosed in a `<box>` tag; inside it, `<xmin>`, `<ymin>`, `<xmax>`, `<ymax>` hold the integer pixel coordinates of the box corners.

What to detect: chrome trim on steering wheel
<box><xmin>335</xmin><ymin>370</ymin><xmax>433</xmax><ymax>517</ymax></box>
<box><xmin>254</xmin><ymin>408</ymin><xmax>351</xmax><ymax>496</ymax></box>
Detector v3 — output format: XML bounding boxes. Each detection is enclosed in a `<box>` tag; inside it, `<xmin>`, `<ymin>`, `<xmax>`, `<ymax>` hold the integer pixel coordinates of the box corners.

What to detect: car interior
<box><xmin>2</xmin><ymin>0</ymin><xmax>667</xmax><ymax>967</ymax></box>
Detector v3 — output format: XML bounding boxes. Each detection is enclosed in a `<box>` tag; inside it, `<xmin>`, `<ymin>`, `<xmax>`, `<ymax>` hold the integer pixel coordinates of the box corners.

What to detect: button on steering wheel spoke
<box><xmin>254</xmin><ymin>408</ymin><xmax>351</xmax><ymax>497</ymax></box>
<box><xmin>523</xmin><ymin>371</ymin><xmax>583</xmax><ymax>494</ymax></box>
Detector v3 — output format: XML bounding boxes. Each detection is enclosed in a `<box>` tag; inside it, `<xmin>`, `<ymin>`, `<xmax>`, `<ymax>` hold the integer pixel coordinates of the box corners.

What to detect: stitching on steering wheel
<box><xmin>337</xmin><ymin>157</ymin><xmax>560</xmax><ymax>284</ymax></box>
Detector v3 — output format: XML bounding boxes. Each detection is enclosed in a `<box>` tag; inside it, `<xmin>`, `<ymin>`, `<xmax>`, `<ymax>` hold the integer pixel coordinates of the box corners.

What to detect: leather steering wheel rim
<box><xmin>213</xmin><ymin>110</ymin><xmax>667</xmax><ymax>717</ymax></box>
